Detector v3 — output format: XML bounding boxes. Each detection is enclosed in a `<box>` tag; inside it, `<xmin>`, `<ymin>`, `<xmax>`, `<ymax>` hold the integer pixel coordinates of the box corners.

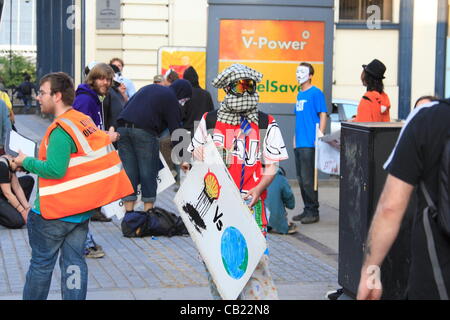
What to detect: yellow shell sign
<box><xmin>204</xmin><ymin>171</ymin><xmax>221</xmax><ymax>200</ymax></box>
<box><xmin>218</xmin><ymin>20</ymin><xmax>325</xmax><ymax>104</ymax></box>
<box><xmin>158</xmin><ymin>47</ymin><xmax>207</xmax><ymax>89</ymax></box>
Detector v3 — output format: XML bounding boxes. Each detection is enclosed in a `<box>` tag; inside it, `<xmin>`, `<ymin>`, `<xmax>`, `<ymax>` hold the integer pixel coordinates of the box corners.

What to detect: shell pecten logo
<box><xmin>204</xmin><ymin>171</ymin><xmax>221</xmax><ymax>200</ymax></box>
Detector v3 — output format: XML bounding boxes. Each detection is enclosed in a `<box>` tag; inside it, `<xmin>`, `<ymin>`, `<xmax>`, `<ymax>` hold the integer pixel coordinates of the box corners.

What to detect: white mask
<box><xmin>179</xmin><ymin>98</ymin><xmax>190</xmax><ymax>106</ymax></box>
<box><xmin>296</xmin><ymin>66</ymin><xmax>310</xmax><ymax>85</ymax></box>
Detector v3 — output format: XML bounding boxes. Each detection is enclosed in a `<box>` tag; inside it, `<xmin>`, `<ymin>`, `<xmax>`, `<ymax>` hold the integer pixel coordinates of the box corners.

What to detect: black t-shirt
<box><xmin>386</xmin><ymin>101</ymin><xmax>450</xmax><ymax>299</ymax></box>
<box><xmin>0</xmin><ymin>160</ymin><xmax>11</xmax><ymax>184</ymax></box>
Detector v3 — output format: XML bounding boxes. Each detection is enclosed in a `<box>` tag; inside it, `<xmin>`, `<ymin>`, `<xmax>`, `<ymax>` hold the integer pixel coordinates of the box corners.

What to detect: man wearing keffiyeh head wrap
<box><xmin>213</xmin><ymin>64</ymin><xmax>263</xmax><ymax>125</ymax></box>
<box><xmin>185</xmin><ymin>64</ymin><xmax>290</xmax><ymax>300</ymax></box>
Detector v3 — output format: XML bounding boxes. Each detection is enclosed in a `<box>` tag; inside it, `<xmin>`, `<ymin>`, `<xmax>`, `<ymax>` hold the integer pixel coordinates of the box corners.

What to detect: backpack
<box><xmin>121</xmin><ymin>207</ymin><xmax>188</xmax><ymax>238</ymax></box>
<box><xmin>205</xmin><ymin>110</ymin><xmax>270</xmax><ymax>161</ymax></box>
<box><xmin>420</xmin><ymin>135</ymin><xmax>450</xmax><ymax>300</ymax></box>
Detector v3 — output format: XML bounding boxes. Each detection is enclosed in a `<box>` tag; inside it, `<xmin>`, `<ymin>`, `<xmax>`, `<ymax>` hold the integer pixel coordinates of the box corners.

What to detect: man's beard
<box><xmin>41</xmin><ymin>102</ymin><xmax>56</xmax><ymax>115</ymax></box>
<box><xmin>93</xmin><ymin>82</ymin><xmax>109</xmax><ymax>96</ymax></box>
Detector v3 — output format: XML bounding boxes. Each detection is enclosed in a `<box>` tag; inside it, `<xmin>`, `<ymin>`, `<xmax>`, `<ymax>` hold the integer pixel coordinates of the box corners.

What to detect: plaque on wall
<box><xmin>96</xmin><ymin>0</ymin><xmax>121</xmax><ymax>30</ymax></box>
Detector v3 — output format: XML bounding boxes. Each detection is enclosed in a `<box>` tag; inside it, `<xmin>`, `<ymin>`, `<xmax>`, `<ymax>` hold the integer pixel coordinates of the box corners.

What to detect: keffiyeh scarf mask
<box><xmin>213</xmin><ymin>64</ymin><xmax>263</xmax><ymax>125</ymax></box>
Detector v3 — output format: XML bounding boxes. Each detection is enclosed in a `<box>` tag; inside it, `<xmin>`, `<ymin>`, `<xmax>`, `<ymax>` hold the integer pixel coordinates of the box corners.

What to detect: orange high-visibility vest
<box><xmin>38</xmin><ymin>109</ymin><xmax>133</xmax><ymax>220</ymax></box>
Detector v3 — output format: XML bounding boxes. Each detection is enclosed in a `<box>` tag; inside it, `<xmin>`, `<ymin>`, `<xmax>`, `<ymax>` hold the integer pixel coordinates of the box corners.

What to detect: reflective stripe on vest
<box><xmin>68</xmin><ymin>144</ymin><xmax>116</xmax><ymax>168</ymax></box>
<box><xmin>40</xmin><ymin>163</ymin><xmax>123</xmax><ymax>196</ymax></box>
<box><xmin>59</xmin><ymin>117</ymin><xmax>93</xmax><ymax>154</ymax></box>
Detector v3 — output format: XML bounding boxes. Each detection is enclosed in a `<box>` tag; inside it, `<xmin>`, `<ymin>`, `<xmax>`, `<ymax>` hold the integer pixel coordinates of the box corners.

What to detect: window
<box><xmin>330</xmin><ymin>113</ymin><xmax>340</xmax><ymax>122</ymax></box>
<box><xmin>339</xmin><ymin>0</ymin><xmax>393</xmax><ymax>23</ymax></box>
<box><xmin>342</xmin><ymin>104</ymin><xmax>358</xmax><ymax>120</ymax></box>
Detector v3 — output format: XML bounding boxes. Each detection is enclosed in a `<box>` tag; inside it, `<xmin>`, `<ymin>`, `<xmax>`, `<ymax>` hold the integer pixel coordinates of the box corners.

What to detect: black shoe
<box><xmin>300</xmin><ymin>214</ymin><xmax>320</xmax><ymax>224</ymax></box>
<box><xmin>293</xmin><ymin>212</ymin><xmax>307</xmax><ymax>222</ymax></box>
<box><xmin>326</xmin><ymin>288</ymin><xmax>344</xmax><ymax>300</ymax></box>
<box><xmin>91</xmin><ymin>209</ymin><xmax>112</xmax><ymax>222</ymax></box>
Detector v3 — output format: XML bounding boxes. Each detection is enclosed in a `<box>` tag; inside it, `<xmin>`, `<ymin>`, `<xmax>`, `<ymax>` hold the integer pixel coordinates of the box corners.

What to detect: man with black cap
<box><xmin>187</xmin><ymin>64</ymin><xmax>288</xmax><ymax>300</ymax></box>
<box><xmin>355</xmin><ymin>59</ymin><xmax>391</xmax><ymax>122</ymax></box>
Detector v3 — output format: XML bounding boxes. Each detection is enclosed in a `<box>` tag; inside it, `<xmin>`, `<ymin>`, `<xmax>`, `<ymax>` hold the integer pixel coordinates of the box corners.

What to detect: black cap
<box><xmin>362</xmin><ymin>59</ymin><xmax>386</xmax><ymax>80</ymax></box>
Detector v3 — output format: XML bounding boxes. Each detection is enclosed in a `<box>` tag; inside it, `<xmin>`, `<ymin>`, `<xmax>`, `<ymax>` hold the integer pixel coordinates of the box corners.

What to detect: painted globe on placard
<box><xmin>221</xmin><ymin>227</ymin><xmax>249</xmax><ymax>280</ymax></box>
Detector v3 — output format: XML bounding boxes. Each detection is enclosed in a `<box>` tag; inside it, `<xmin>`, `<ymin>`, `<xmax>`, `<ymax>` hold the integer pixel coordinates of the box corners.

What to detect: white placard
<box><xmin>317</xmin><ymin>129</ymin><xmax>340</xmax><ymax>176</ymax></box>
<box><xmin>157</xmin><ymin>152</ymin><xmax>176</xmax><ymax>194</ymax></box>
<box><xmin>173</xmin><ymin>137</ymin><xmax>267</xmax><ymax>300</ymax></box>
<box><xmin>6</xmin><ymin>130</ymin><xmax>36</xmax><ymax>157</ymax></box>
<box><xmin>317</xmin><ymin>140</ymin><xmax>340</xmax><ymax>175</ymax></box>
<box><xmin>101</xmin><ymin>153</ymin><xmax>175</xmax><ymax>219</ymax></box>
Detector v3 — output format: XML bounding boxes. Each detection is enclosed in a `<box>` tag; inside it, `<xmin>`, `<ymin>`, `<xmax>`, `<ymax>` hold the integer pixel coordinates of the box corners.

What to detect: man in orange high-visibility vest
<box><xmin>14</xmin><ymin>72</ymin><xmax>133</xmax><ymax>300</ymax></box>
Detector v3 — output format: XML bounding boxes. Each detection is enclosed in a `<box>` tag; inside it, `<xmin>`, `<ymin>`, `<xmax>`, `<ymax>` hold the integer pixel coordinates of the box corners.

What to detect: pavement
<box><xmin>0</xmin><ymin>115</ymin><xmax>340</xmax><ymax>300</ymax></box>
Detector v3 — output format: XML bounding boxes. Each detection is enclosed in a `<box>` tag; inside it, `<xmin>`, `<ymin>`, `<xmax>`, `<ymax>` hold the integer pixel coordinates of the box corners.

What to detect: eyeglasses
<box><xmin>37</xmin><ymin>90</ymin><xmax>52</xmax><ymax>97</ymax></box>
<box><xmin>225</xmin><ymin>79</ymin><xmax>257</xmax><ymax>97</ymax></box>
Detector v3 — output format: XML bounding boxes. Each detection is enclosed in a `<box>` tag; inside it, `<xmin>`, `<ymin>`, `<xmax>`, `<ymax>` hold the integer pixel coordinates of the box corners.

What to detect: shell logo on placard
<box><xmin>182</xmin><ymin>171</ymin><xmax>222</xmax><ymax>235</ymax></box>
<box><xmin>204</xmin><ymin>171</ymin><xmax>221</xmax><ymax>200</ymax></box>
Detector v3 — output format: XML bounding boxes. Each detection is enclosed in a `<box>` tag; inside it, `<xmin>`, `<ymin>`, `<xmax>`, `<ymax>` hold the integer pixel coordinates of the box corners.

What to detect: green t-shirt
<box><xmin>23</xmin><ymin>126</ymin><xmax>94</xmax><ymax>223</ymax></box>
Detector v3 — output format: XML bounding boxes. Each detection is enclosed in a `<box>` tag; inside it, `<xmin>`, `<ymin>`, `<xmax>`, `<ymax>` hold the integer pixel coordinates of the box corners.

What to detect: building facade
<box><xmin>0</xmin><ymin>0</ymin><xmax>36</xmax><ymax>59</ymax></box>
<box><xmin>80</xmin><ymin>0</ymin><xmax>447</xmax><ymax>119</ymax></box>
<box><xmin>0</xmin><ymin>0</ymin><xmax>445</xmax><ymax>119</ymax></box>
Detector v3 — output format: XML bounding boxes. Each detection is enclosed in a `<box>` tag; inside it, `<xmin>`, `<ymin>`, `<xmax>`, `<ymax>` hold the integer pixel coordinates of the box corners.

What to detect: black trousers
<box><xmin>294</xmin><ymin>147</ymin><xmax>319</xmax><ymax>216</ymax></box>
<box><xmin>0</xmin><ymin>176</ymin><xmax>35</xmax><ymax>229</ymax></box>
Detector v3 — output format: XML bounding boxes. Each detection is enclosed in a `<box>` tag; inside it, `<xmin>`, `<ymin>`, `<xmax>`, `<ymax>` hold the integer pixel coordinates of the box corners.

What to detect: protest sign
<box><xmin>317</xmin><ymin>130</ymin><xmax>341</xmax><ymax>175</ymax></box>
<box><xmin>173</xmin><ymin>137</ymin><xmax>267</xmax><ymax>300</ymax></box>
<box><xmin>6</xmin><ymin>130</ymin><xmax>37</xmax><ymax>157</ymax></box>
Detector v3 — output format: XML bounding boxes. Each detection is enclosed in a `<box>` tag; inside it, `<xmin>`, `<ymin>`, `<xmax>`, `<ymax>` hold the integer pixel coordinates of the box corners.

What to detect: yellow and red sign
<box><xmin>158</xmin><ymin>47</ymin><xmax>206</xmax><ymax>88</ymax></box>
<box><xmin>219</xmin><ymin>20</ymin><xmax>325</xmax><ymax>104</ymax></box>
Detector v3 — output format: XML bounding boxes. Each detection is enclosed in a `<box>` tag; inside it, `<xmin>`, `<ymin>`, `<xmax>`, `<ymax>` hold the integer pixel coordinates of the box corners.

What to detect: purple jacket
<box><xmin>73</xmin><ymin>84</ymin><xmax>104</xmax><ymax>129</ymax></box>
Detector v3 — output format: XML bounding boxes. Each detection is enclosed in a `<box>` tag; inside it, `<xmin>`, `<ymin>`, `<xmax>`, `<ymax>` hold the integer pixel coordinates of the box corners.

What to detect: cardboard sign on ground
<box><xmin>102</xmin><ymin>152</ymin><xmax>176</xmax><ymax>219</ymax></box>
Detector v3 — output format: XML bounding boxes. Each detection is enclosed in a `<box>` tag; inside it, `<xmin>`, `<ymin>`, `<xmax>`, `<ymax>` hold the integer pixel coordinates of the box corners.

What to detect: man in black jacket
<box><xmin>103</xmin><ymin>64</ymin><xmax>127</xmax><ymax>130</ymax></box>
<box><xmin>17</xmin><ymin>74</ymin><xmax>35</xmax><ymax>113</ymax></box>
<box><xmin>117</xmin><ymin>80</ymin><xmax>191</xmax><ymax>213</ymax></box>
<box><xmin>182</xmin><ymin>67</ymin><xmax>215</xmax><ymax>138</ymax></box>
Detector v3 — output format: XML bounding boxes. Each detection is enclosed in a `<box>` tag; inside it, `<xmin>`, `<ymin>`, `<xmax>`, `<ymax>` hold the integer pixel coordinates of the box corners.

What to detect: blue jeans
<box><xmin>294</xmin><ymin>148</ymin><xmax>319</xmax><ymax>216</ymax></box>
<box><xmin>84</xmin><ymin>230</ymin><xmax>96</xmax><ymax>251</ymax></box>
<box><xmin>117</xmin><ymin>127</ymin><xmax>160</xmax><ymax>203</ymax></box>
<box><xmin>23</xmin><ymin>211</ymin><xmax>89</xmax><ymax>300</ymax></box>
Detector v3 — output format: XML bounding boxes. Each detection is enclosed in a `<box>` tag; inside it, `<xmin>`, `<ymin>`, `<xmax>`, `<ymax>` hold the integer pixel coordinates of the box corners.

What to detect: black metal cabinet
<box><xmin>339</xmin><ymin>122</ymin><xmax>415</xmax><ymax>300</ymax></box>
